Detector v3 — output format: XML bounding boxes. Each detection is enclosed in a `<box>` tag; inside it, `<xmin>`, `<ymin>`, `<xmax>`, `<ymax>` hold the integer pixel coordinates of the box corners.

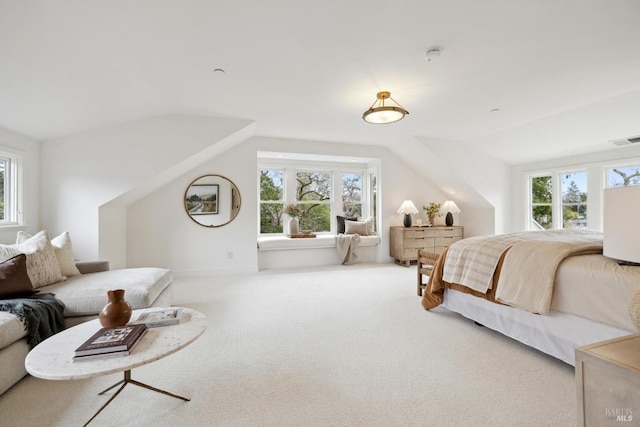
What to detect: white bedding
<box><xmin>552</xmin><ymin>254</ymin><xmax>639</xmax><ymax>332</ymax></box>
<box><xmin>442</xmin><ymin>287</ymin><xmax>632</xmax><ymax>365</ymax></box>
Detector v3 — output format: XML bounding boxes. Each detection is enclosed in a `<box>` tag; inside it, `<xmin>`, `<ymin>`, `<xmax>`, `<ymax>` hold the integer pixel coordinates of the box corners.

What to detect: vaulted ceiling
<box><xmin>1</xmin><ymin>0</ymin><xmax>639</xmax><ymax>164</ymax></box>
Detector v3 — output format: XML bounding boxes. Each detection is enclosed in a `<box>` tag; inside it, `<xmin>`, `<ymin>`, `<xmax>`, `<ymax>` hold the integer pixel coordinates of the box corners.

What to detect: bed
<box><xmin>421</xmin><ymin>229</ymin><xmax>639</xmax><ymax>365</ymax></box>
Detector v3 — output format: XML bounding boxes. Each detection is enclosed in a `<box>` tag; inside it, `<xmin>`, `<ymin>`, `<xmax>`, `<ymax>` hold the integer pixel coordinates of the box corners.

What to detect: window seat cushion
<box><xmin>258</xmin><ymin>234</ymin><xmax>381</xmax><ymax>251</ymax></box>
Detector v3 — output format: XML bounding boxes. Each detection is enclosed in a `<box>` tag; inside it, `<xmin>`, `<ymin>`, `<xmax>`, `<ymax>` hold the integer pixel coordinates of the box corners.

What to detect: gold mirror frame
<box><xmin>184</xmin><ymin>174</ymin><xmax>241</xmax><ymax>228</ymax></box>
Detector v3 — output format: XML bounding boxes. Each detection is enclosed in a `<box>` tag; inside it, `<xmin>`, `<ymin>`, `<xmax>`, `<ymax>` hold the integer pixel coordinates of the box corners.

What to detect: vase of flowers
<box><xmin>283</xmin><ymin>204</ymin><xmax>301</xmax><ymax>235</ymax></box>
<box><xmin>423</xmin><ymin>202</ymin><xmax>442</xmax><ymax>226</ymax></box>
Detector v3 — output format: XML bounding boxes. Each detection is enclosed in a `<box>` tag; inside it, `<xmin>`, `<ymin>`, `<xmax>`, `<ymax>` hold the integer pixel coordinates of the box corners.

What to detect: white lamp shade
<box><xmin>440</xmin><ymin>200</ymin><xmax>461</xmax><ymax>214</ymax></box>
<box><xmin>604</xmin><ymin>186</ymin><xmax>640</xmax><ymax>264</ymax></box>
<box><xmin>397</xmin><ymin>200</ymin><xmax>419</xmax><ymax>215</ymax></box>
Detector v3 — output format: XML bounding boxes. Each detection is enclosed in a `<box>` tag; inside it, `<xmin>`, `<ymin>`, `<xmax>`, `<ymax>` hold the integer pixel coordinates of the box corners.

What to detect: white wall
<box><xmin>127</xmin><ymin>136</ymin><xmax>449</xmax><ymax>273</ymax></box>
<box><xmin>405</xmin><ymin>136</ymin><xmax>510</xmax><ymax>236</ymax></box>
<box><xmin>0</xmin><ymin>126</ymin><xmax>40</xmax><ymax>244</ymax></box>
<box><xmin>39</xmin><ymin>115</ymin><xmax>254</xmax><ymax>262</ymax></box>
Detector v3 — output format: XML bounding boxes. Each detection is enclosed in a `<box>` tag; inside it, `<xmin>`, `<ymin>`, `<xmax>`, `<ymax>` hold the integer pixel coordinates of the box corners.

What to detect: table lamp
<box><xmin>440</xmin><ymin>200</ymin><xmax>460</xmax><ymax>226</ymax></box>
<box><xmin>397</xmin><ymin>200</ymin><xmax>419</xmax><ymax>227</ymax></box>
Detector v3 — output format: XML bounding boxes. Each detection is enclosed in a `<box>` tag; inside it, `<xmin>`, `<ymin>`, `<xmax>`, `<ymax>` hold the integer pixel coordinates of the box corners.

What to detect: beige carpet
<box><xmin>0</xmin><ymin>264</ymin><xmax>576</xmax><ymax>426</ymax></box>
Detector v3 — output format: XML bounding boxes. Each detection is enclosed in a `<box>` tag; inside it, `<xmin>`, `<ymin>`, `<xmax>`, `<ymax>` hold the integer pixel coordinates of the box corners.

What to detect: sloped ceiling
<box><xmin>1</xmin><ymin>0</ymin><xmax>639</xmax><ymax>165</ymax></box>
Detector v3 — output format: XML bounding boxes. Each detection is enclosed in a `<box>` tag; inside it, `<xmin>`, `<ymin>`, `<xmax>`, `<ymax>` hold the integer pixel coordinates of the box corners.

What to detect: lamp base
<box><xmin>403</xmin><ymin>214</ymin><xmax>412</xmax><ymax>227</ymax></box>
<box><xmin>445</xmin><ymin>212</ymin><xmax>454</xmax><ymax>226</ymax></box>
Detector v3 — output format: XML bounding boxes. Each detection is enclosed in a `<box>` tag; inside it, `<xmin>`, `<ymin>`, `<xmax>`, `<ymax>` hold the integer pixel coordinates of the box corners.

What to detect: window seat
<box><xmin>257</xmin><ymin>234</ymin><xmax>381</xmax><ymax>251</ymax></box>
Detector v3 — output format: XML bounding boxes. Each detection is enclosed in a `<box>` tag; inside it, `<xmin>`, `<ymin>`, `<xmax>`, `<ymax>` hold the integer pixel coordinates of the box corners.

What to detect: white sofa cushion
<box><xmin>0</xmin><ymin>230</ymin><xmax>64</xmax><ymax>288</ymax></box>
<box><xmin>0</xmin><ymin>312</ymin><xmax>28</xmax><ymax>349</ymax></box>
<box><xmin>38</xmin><ymin>267</ymin><xmax>173</xmax><ymax>317</ymax></box>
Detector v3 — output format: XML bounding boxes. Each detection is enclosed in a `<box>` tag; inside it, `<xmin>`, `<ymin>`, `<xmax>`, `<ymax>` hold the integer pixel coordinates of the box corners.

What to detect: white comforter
<box><xmin>442</xmin><ymin>229</ymin><xmax>604</xmax><ymax>314</ymax></box>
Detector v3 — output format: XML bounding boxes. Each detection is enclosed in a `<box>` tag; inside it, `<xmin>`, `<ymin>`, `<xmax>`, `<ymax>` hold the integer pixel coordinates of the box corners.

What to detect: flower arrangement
<box><xmin>283</xmin><ymin>203</ymin><xmax>302</xmax><ymax>218</ymax></box>
<box><xmin>423</xmin><ymin>202</ymin><xmax>442</xmax><ymax>220</ymax></box>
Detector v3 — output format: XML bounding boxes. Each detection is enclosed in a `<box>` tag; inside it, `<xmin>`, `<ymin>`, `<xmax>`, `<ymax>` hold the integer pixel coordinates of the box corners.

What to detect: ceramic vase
<box><xmin>288</xmin><ymin>217</ymin><xmax>299</xmax><ymax>235</ymax></box>
<box><xmin>99</xmin><ymin>289</ymin><xmax>132</xmax><ymax>328</ymax></box>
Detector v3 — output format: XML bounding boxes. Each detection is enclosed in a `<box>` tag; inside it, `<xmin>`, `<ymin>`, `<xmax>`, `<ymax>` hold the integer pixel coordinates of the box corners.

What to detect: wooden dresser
<box><xmin>576</xmin><ymin>334</ymin><xmax>640</xmax><ymax>426</ymax></box>
<box><xmin>389</xmin><ymin>226</ymin><xmax>463</xmax><ymax>266</ymax></box>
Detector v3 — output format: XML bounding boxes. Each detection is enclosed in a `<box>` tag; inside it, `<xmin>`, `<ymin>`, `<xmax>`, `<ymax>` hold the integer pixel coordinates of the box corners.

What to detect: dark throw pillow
<box><xmin>0</xmin><ymin>254</ymin><xmax>37</xmax><ymax>299</ymax></box>
<box><xmin>337</xmin><ymin>216</ymin><xmax>358</xmax><ymax>234</ymax></box>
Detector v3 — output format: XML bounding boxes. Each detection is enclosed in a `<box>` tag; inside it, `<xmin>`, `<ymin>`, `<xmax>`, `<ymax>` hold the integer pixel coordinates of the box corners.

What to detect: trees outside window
<box><xmin>259</xmin><ymin>162</ymin><xmax>376</xmax><ymax>235</ymax></box>
<box><xmin>295</xmin><ymin>171</ymin><xmax>331</xmax><ymax>232</ymax></box>
<box><xmin>531</xmin><ymin>176</ymin><xmax>552</xmax><ymax>229</ymax></box>
<box><xmin>561</xmin><ymin>171</ymin><xmax>587</xmax><ymax>229</ymax></box>
<box><xmin>607</xmin><ymin>165</ymin><xmax>640</xmax><ymax>187</ymax></box>
<box><xmin>259</xmin><ymin>169</ymin><xmax>284</xmax><ymax>233</ymax></box>
<box><xmin>341</xmin><ymin>172</ymin><xmax>362</xmax><ymax>218</ymax></box>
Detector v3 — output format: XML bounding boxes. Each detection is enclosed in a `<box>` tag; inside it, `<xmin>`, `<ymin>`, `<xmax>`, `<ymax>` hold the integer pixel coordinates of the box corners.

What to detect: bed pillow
<box><xmin>344</xmin><ymin>220</ymin><xmax>370</xmax><ymax>235</ymax></box>
<box><xmin>17</xmin><ymin>230</ymin><xmax>81</xmax><ymax>277</ymax></box>
<box><xmin>0</xmin><ymin>230</ymin><xmax>64</xmax><ymax>288</ymax></box>
<box><xmin>337</xmin><ymin>216</ymin><xmax>357</xmax><ymax>234</ymax></box>
<box><xmin>0</xmin><ymin>254</ymin><xmax>36</xmax><ymax>299</ymax></box>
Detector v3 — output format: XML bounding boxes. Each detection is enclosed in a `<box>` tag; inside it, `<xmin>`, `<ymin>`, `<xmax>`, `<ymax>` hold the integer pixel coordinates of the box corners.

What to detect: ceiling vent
<box><xmin>611</xmin><ymin>135</ymin><xmax>640</xmax><ymax>146</ymax></box>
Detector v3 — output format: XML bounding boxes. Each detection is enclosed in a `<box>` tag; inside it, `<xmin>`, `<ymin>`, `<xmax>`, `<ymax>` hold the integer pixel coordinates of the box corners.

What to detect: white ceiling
<box><xmin>1</xmin><ymin>1</ymin><xmax>640</xmax><ymax>165</ymax></box>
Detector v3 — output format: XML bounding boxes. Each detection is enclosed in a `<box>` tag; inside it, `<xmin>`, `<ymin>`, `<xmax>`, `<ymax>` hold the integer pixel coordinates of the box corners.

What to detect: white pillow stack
<box><xmin>0</xmin><ymin>230</ymin><xmax>65</xmax><ymax>288</ymax></box>
<box><xmin>16</xmin><ymin>231</ymin><xmax>82</xmax><ymax>279</ymax></box>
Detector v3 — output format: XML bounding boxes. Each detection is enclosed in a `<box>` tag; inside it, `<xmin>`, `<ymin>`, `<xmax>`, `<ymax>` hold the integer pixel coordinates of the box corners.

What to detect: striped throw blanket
<box><xmin>443</xmin><ymin>229</ymin><xmax>603</xmax><ymax>295</ymax></box>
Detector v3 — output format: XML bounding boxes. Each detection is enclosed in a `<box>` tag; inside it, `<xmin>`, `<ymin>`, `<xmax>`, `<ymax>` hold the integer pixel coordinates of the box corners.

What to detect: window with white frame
<box><xmin>259</xmin><ymin>160</ymin><xmax>377</xmax><ymax>235</ymax></box>
<box><xmin>606</xmin><ymin>164</ymin><xmax>640</xmax><ymax>187</ymax></box>
<box><xmin>561</xmin><ymin>171</ymin><xmax>587</xmax><ymax>229</ymax></box>
<box><xmin>0</xmin><ymin>149</ymin><xmax>20</xmax><ymax>225</ymax></box>
<box><xmin>259</xmin><ymin>169</ymin><xmax>285</xmax><ymax>233</ymax></box>
<box><xmin>529</xmin><ymin>175</ymin><xmax>553</xmax><ymax>229</ymax></box>
<box><xmin>527</xmin><ymin>170</ymin><xmax>588</xmax><ymax>230</ymax></box>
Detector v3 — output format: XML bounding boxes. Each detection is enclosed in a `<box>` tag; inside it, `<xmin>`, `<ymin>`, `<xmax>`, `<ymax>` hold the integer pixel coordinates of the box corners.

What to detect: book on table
<box><xmin>129</xmin><ymin>308</ymin><xmax>184</xmax><ymax>328</ymax></box>
<box><xmin>73</xmin><ymin>333</ymin><xmax>146</xmax><ymax>361</ymax></box>
<box><xmin>74</xmin><ymin>324</ymin><xmax>147</xmax><ymax>357</ymax></box>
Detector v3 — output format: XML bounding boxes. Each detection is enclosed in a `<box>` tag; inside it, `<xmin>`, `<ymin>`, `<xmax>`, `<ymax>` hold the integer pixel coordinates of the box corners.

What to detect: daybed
<box><xmin>0</xmin><ymin>231</ymin><xmax>173</xmax><ymax>394</ymax></box>
<box><xmin>420</xmin><ymin>229</ymin><xmax>638</xmax><ymax>365</ymax></box>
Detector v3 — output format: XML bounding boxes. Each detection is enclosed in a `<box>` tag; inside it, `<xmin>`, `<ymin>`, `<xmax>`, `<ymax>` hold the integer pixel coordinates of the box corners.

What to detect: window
<box><xmin>295</xmin><ymin>171</ymin><xmax>331</xmax><ymax>232</ymax></box>
<box><xmin>528</xmin><ymin>170</ymin><xmax>588</xmax><ymax>231</ymax></box>
<box><xmin>561</xmin><ymin>171</ymin><xmax>587</xmax><ymax>229</ymax></box>
<box><xmin>341</xmin><ymin>172</ymin><xmax>362</xmax><ymax>218</ymax></box>
<box><xmin>0</xmin><ymin>149</ymin><xmax>20</xmax><ymax>225</ymax></box>
<box><xmin>259</xmin><ymin>169</ymin><xmax>284</xmax><ymax>234</ymax></box>
<box><xmin>530</xmin><ymin>175</ymin><xmax>552</xmax><ymax>229</ymax></box>
<box><xmin>258</xmin><ymin>158</ymin><xmax>378</xmax><ymax>236</ymax></box>
<box><xmin>606</xmin><ymin>165</ymin><xmax>640</xmax><ymax>187</ymax></box>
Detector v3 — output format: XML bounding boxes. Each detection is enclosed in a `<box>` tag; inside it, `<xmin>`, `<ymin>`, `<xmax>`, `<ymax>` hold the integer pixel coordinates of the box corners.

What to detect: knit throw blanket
<box><xmin>0</xmin><ymin>293</ymin><xmax>65</xmax><ymax>348</ymax></box>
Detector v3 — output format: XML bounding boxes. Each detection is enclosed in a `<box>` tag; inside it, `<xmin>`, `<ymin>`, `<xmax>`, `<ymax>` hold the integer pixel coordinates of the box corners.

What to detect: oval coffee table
<box><xmin>25</xmin><ymin>307</ymin><xmax>207</xmax><ymax>426</ymax></box>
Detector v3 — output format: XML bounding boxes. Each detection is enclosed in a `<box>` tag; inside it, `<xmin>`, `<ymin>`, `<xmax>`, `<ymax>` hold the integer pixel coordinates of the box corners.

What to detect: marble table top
<box><xmin>25</xmin><ymin>307</ymin><xmax>207</xmax><ymax>380</ymax></box>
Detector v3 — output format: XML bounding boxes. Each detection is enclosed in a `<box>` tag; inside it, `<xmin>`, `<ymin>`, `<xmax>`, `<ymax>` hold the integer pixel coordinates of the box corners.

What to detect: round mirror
<box><xmin>184</xmin><ymin>174</ymin><xmax>241</xmax><ymax>227</ymax></box>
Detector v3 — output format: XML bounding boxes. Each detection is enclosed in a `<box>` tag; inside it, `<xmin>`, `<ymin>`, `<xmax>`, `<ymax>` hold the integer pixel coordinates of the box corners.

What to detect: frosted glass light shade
<box><xmin>604</xmin><ymin>186</ymin><xmax>640</xmax><ymax>264</ymax></box>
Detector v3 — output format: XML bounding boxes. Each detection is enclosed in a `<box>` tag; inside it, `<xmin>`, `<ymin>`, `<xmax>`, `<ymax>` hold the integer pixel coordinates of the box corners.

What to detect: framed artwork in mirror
<box><xmin>184</xmin><ymin>175</ymin><xmax>241</xmax><ymax>227</ymax></box>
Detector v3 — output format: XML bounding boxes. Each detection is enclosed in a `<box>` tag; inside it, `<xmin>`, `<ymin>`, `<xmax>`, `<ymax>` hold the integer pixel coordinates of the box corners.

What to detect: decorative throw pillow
<box><xmin>363</xmin><ymin>216</ymin><xmax>376</xmax><ymax>235</ymax></box>
<box><xmin>337</xmin><ymin>216</ymin><xmax>358</xmax><ymax>234</ymax></box>
<box><xmin>17</xmin><ymin>230</ymin><xmax>81</xmax><ymax>277</ymax></box>
<box><xmin>344</xmin><ymin>220</ymin><xmax>369</xmax><ymax>235</ymax></box>
<box><xmin>0</xmin><ymin>254</ymin><xmax>36</xmax><ymax>299</ymax></box>
<box><xmin>0</xmin><ymin>230</ymin><xmax>64</xmax><ymax>288</ymax></box>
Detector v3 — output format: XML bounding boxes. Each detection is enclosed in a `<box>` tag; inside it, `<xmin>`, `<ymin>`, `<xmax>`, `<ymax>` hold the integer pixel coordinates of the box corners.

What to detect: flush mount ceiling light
<box><xmin>362</xmin><ymin>91</ymin><xmax>409</xmax><ymax>124</ymax></box>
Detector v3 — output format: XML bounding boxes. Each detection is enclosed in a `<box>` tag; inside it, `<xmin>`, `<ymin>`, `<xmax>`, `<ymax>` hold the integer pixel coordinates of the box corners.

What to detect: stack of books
<box><xmin>73</xmin><ymin>324</ymin><xmax>147</xmax><ymax>362</ymax></box>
